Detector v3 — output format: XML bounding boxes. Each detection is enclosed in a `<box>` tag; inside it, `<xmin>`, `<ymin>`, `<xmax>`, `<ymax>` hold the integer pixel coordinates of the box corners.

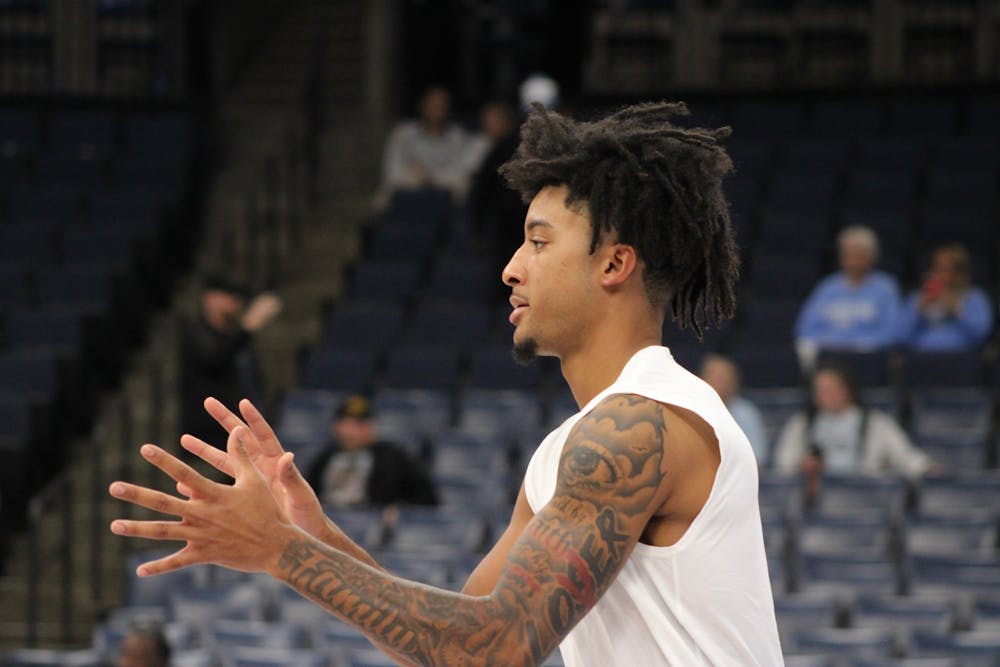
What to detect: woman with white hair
<box><xmin>794</xmin><ymin>225</ymin><xmax>902</xmax><ymax>367</ymax></box>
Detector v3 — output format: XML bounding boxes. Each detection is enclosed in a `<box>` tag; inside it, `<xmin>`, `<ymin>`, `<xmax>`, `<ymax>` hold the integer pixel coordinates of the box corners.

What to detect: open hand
<box><xmin>109</xmin><ymin>426</ymin><xmax>298</xmax><ymax>576</ymax></box>
<box><xmin>179</xmin><ymin>397</ymin><xmax>331</xmax><ymax>541</ymax></box>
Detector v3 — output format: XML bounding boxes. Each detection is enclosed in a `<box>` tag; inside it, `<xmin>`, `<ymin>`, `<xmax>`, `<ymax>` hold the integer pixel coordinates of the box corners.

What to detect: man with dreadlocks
<box><xmin>108</xmin><ymin>102</ymin><xmax>783</xmax><ymax>666</ymax></box>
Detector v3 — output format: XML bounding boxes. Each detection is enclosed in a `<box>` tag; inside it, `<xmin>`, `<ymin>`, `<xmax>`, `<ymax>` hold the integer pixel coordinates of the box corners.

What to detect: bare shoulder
<box><xmin>559</xmin><ymin>394</ymin><xmax>720</xmax><ymax>537</ymax></box>
<box><xmin>556</xmin><ymin>394</ymin><xmax>671</xmax><ymax>518</ymax></box>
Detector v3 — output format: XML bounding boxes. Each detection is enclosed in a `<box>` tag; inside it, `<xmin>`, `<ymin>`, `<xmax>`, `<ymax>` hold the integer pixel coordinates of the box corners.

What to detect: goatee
<box><xmin>512</xmin><ymin>338</ymin><xmax>538</xmax><ymax>366</ymax></box>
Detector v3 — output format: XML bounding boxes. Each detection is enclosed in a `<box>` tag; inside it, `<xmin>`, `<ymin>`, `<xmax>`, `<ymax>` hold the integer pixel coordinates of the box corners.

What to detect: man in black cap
<box><xmin>178</xmin><ymin>274</ymin><xmax>282</xmax><ymax>444</ymax></box>
<box><xmin>305</xmin><ymin>395</ymin><xmax>438</xmax><ymax>509</ymax></box>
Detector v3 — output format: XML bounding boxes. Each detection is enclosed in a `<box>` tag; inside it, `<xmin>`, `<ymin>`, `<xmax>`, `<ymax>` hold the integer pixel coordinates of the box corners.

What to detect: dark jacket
<box><xmin>305</xmin><ymin>440</ymin><xmax>439</xmax><ymax>508</ymax></box>
<box><xmin>178</xmin><ymin>314</ymin><xmax>254</xmax><ymax>441</ymax></box>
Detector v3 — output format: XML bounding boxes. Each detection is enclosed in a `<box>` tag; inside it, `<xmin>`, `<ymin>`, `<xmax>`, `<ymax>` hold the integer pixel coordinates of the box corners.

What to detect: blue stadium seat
<box><xmin>299</xmin><ymin>348</ymin><xmax>378</xmax><ymax>393</ymax></box>
<box><xmin>773</xmin><ymin>590</ymin><xmax>841</xmax><ymax>648</ymax></box>
<box><xmin>783</xmin><ymin>656</ymin><xmax>836</xmax><ymax>667</ymax></box>
<box><xmin>466</xmin><ymin>346</ymin><xmax>541</xmax><ymax>389</ymax></box>
<box><xmin>275</xmin><ymin>389</ymin><xmax>341</xmax><ymax>451</ymax></box>
<box><xmin>743</xmin><ymin>388</ymin><xmax>808</xmax><ymax>452</ymax></box>
<box><xmin>456</xmin><ymin>388</ymin><xmax>543</xmax><ymax>440</ymax></box>
<box><xmin>738</xmin><ymin>298</ymin><xmax>801</xmax><ymax>345</ymax></box>
<box><xmin>888</xmin><ymin>99</ymin><xmax>957</xmax><ymax>136</ymax></box>
<box><xmin>781</xmin><ymin>139</ymin><xmax>850</xmax><ymax>175</ymax></box>
<box><xmin>405</xmin><ymin>300</ymin><xmax>490</xmax><ymax>347</ymax></box>
<box><xmin>900</xmin><ymin>352</ymin><xmax>985</xmax><ymax>388</ymax></box>
<box><xmin>903</xmin><ymin>515</ymin><xmax>998</xmax><ymax>558</ymax></box>
<box><xmin>321</xmin><ymin>301</ymin><xmax>404</xmax><ymax>350</ymax></box>
<box><xmin>0</xmin><ymin>108</ymin><xmax>40</xmax><ymax>154</ymax></box>
<box><xmin>793</xmin><ymin>626</ymin><xmax>896</xmax><ymax>658</ymax></box>
<box><xmin>731</xmin><ymin>344</ymin><xmax>803</xmax><ymax>388</ymax></box>
<box><xmin>916</xmin><ymin>474</ymin><xmax>1000</xmax><ymax>518</ymax></box>
<box><xmin>426</xmin><ymin>257</ymin><xmax>497</xmax><ymax>302</ymax></box>
<box><xmin>222</xmin><ymin>647</ymin><xmax>330</xmax><ymax>667</ymax></box>
<box><xmin>815</xmin><ymin>350</ymin><xmax>893</xmax><ymax>388</ymax></box>
<box><xmin>371</xmin><ymin>388</ymin><xmax>452</xmax><ymax>440</ymax></box>
<box><xmin>383</xmin><ymin>188</ymin><xmax>453</xmax><ymax>228</ymax></box>
<box><xmin>381</xmin><ymin>345</ymin><xmax>460</xmax><ymax>390</ymax></box>
<box><xmin>0</xmin><ymin>648</ymin><xmax>105</xmax><ymax>666</ymax></box>
<box><xmin>207</xmin><ymin>619</ymin><xmax>308</xmax><ymax>650</ymax></box>
<box><xmin>349</xmin><ymin>260</ymin><xmax>423</xmax><ymax>303</ymax></box>
<box><xmin>367</xmin><ymin>224</ymin><xmax>439</xmax><ymax>262</ymax></box>
<box><xmin>811</xmin><ymin>100</ymin><xmax>883</xmax><ymax>137</ymax></box>
<box><xmin>850</xmin><ymin>593</ymin><xmax>956</xmax><ymax>635</ymax></box>
<box><xmin>812</xmin><ymin>475</ymin><xmax>908</xmax><ymax>519</ymax></box>
<box><xmin>48</xmin><ymin>110</ymin><xmax>117</xmax><ymax>153</ymax></box>
<box><xmin>6</xmin><ymin>187</ymin><xmax>83</xmax><ymax>225</ymax></box>
<box><xmin>908</xmin><ymin>387</ymin><xmax>992</xmax><ymax>442</ymax></box>
<box><xmin>746</xmin><ymin>258</ymin><xmax>821</xmax><ymax>301</ymax></box>
<box><xmin>911</xmin><ymin>629</ymin><xmax>1000</xmax><ymax>665</ymax></box>
<box><xmin>4</xmin><ymin>306</ymin><xmax>87</xmax><ymax>354</ymax></box>
<box><xmin>847</xmin><ymin>657</ymin><xmax>960</xmax><ymax>667</ymax></box>
<box><xmin>797</xmin><ymin>514</ymin><xmax>892</xmax><ymax>559</ymax></box>
<box><xmin>856</xmin><ymin>138</ymin><xmax>927</xmax><ymax>172</ymax></box>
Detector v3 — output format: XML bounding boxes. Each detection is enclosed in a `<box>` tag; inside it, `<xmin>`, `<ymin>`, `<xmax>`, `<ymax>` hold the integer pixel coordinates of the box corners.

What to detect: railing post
<box><xmin>60</xmin><ymin>473</ymin><xmax>73</xmax><ymax>645</ymax></box>
<box><xmin>26</xmin><ymin>497</ymin><xmax>40</xmax><ymax>648</ymax></box>
<box><xmin>90</xmin><ymin>426</ymin><xmax>105</xmax><ymax>603</ymax></box>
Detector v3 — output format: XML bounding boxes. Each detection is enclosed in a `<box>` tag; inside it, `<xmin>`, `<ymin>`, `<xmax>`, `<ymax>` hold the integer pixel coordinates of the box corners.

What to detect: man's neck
<box><xmin>559</xmin><ymin>317</ymin><xmax>663</xmax><ymax>409</ymax></box>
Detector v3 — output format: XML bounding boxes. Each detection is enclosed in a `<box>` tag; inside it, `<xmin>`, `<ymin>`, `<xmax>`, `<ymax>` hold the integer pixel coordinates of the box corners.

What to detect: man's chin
<box><xmin>512</xmin><ymin>338</ymin><xmax>539</xmax><ymax>366</ymax></box>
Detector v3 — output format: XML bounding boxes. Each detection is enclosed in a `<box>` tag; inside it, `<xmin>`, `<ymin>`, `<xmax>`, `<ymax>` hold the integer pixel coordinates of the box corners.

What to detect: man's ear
<box><xmin>599</xmin><ymin>243</ymin><xmax>639</xmax><ymax>288</ymax></box>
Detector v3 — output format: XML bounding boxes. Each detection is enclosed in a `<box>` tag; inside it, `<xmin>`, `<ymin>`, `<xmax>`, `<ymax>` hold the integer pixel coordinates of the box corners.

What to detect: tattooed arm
<box><xmin>271</xmin><ymin>393</ymin><xmax>670</xmax><ymax>666</ymax></box>
<box><xmin>110</xmin><ymin>394</ymin><xmax>671</xmax><ymax>666</ymax></box>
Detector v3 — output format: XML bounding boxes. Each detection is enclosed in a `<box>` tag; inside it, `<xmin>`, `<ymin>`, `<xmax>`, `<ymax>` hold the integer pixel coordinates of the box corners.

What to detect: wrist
<box><xmin>266</xmin><ymin>522</ymin><xmax>309</xmax><ymax>581</ymax></box>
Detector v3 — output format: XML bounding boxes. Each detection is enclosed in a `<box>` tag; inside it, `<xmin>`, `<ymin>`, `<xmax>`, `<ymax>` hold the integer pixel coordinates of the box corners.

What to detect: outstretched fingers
<box><xmin>238</xmin><ymin>399</ymin><xmax>284</xmax><ymax>457</ymax></box>
<box><xmin>132</xmin><ymin>546</ymin><xmax>204</xmax><ymax>577</ymax></box>
<box><xmin>180</xmin><ymin>434</ymin><xmax>235</xmax><ymax>478</ymax></box>
<box><xmin>137</xmin><ymin>444</ymin><xmax>216</xmax><ymax>497</ymax></box>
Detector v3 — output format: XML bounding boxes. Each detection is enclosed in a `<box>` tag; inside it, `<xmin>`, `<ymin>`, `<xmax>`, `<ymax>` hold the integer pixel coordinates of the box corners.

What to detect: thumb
<box><xmin>278</xmin><ymin>453</ymin><xmax>314</xmax><ymax>498</ymax></box>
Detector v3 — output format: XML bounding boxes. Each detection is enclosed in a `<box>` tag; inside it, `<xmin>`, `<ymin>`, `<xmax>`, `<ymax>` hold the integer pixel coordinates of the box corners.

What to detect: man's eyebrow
<box><xmin>526</xmin><ymin>219</ymin><xmax>553</xmax><ymax>232</ymax></box>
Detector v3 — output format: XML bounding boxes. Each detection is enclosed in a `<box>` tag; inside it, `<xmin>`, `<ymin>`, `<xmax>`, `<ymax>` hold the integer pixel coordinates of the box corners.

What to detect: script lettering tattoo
<box><xmin>276</xmin><ymin>393</ymin><xmax>668</xmax><ymax>666</ymax></box>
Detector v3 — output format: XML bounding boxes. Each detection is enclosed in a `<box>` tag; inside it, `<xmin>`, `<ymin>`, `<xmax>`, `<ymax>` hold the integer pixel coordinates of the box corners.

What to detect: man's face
<box><xmin>812</xmin><ymin>370</ymin><xmax>852</xmax><ymax>413</ymax></box>
<box><xmin>420</xmin><ymin>89</ymin><xmax>450</xmax><ymax>127</ymax></box>
<box><xmin>334</xmin><ymin>416</ymin><xmax>376</xmax><ymax>451</ymax></box>
<box><xmin>502</xmin><ymin>185</ymin><xmax>602</xmax><ymax>363</ymax></box>
<box><xmin>202</xmin><ymin>289</ymin><xmax>244</xmax><ymax>328</ymax></box>
<box><xmin>839</xmin><ymin>240</ymin><xmax>873</xmax><ymax>279</ymax></box>
<box><xmin>929</xmin><ymin>249</ymin><xmax>959</xmax><ymax>288</ymax></box>
<box><xmin>117</xmin><ymin>635</ymin><xmax>164</xmax><ymax>667</ymax></box>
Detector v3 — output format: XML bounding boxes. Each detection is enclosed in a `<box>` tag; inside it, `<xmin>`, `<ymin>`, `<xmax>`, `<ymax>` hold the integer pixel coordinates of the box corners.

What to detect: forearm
<box><xmin>269</xmin><ymin>532</ymin><xmax>531</xmax><ymax>667</ymax></box>
<box><xmin>314</xmin><ymin>515</ymin><xmax>383</xmax><ymax>571</ymax></box>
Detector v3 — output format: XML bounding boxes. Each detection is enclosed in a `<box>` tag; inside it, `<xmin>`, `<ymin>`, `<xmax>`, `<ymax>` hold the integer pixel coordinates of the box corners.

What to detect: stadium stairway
<box><xmin>0</xmin><ymin>0</ymin><xmax>385</xmax><ymax>650</ymax></box>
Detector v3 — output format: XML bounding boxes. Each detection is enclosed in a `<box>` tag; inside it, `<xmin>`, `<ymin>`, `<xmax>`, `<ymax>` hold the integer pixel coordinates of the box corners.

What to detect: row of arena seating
<box><xmin>0</xmin><ymin>105</ymin><xmax>198</xmax><ymax>528</ymax></box>
<box><xmin>13</xmin><ymin>468</ymin><xmax>993</xmax><ymax>666</ymax></box>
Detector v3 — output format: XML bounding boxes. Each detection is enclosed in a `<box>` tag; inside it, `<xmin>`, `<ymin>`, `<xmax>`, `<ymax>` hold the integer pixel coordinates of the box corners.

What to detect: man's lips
<box><xmin>509</xmin><ymin>295</ymin><xmax>529</xmax><ymax>324</ymax></box>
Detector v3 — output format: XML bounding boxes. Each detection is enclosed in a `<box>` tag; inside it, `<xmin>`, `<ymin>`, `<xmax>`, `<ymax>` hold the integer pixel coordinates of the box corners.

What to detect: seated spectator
<box><xmin>116</xmin><ymin>623</ymin><xmax>171</xmax><ymax>667</ymax></box>
<box><xmin>794</xmin><ymin>226</ymin><xmax>902</xmax><ymax>369</ymax></box>
<box><xmin>305</xmin><ymin>395</ymin><xmax>438</xmax><ymax>509</ymax></box>
<box><xmin>699</xmin><ymin>354</ymin><xmax>768</xmax><ymax>464</ymax></box>
<box><xmin>773</xmin><ymin>365</ymin><xmax>936</xmax><ymax>501</ymax></box>
<box><xmin>897</xmin><ymin>243</ymin><xmax>994</xmax><ymax>351</ymax></box>
<box><xmin>378</xmin><ymin>85</ymin><xmax>478</xmax><ymax>204</ymax></box>
<box><xmin>466</xmin><ymin>100</ymin><xmax>518</xmax><ymax>176</ymax></box>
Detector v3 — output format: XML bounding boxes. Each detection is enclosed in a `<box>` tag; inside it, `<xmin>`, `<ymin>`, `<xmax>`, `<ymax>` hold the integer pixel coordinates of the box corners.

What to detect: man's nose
<box><xmin>502</xmin><ymin>247</ymin><xmax>524</xmax><ymax>286</ymax></box>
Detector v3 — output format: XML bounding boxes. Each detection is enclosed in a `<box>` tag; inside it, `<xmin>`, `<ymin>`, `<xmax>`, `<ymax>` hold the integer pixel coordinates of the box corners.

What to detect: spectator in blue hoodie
<box><xmin>897</xmin><ymin>243</ymin><xmax>994</xmax><ymax>352</ymax></box>
<box><xmin>795</xmin><ymin>226</ymin><xmax>901</xmax><ymax>370</ymax></box>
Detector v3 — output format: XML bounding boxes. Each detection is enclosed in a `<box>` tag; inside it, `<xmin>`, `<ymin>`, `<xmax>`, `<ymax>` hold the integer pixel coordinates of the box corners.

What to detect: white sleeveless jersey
<box><xmin>524</xmin><ymin>346</ymin><xmax>783</xmax><ymax>666</ymax></box>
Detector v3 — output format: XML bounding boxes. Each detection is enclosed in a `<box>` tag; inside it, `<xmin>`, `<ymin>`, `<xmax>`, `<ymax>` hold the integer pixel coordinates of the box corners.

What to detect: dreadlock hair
<box><xmin>499</xmin><ymin>101</ymin><xmax>739</xmax><ymax>337</ymax></box>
